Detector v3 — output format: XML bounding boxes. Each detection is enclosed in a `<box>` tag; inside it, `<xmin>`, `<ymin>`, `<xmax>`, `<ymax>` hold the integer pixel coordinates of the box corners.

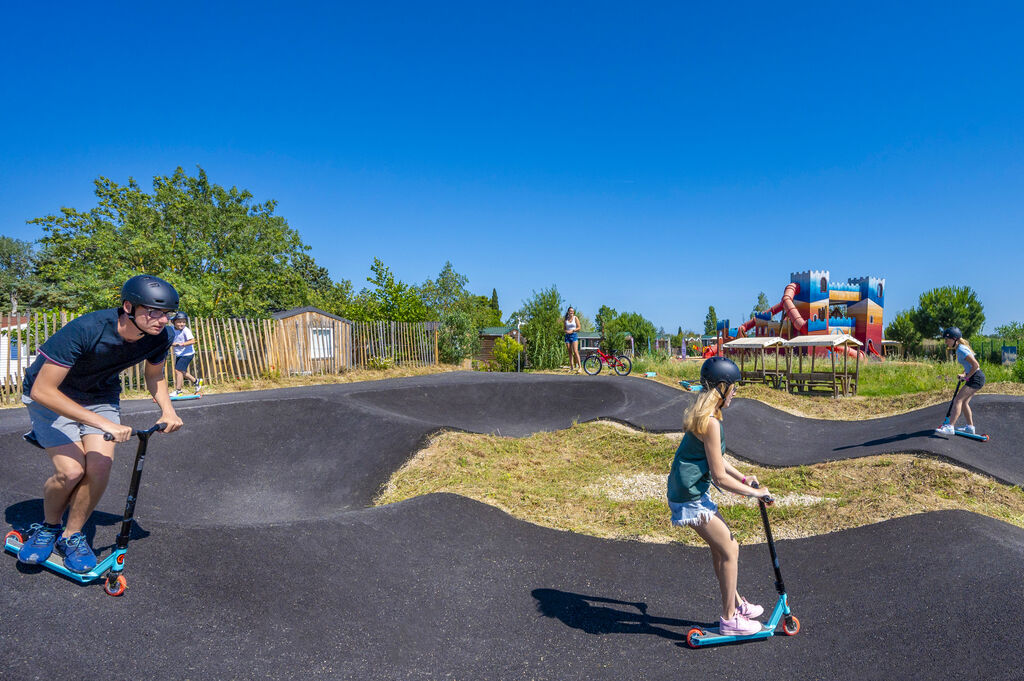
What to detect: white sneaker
<box><xmin>168</xmin><ymin>390</ymin><xmax>179</xmax><ymax>397</ymax></box>
<box><xmin>935</xmin><ymin>424</ymin><xmax>954</xmax><ymax>435</ymax></box>
<box><xmin>960</xmin><ymin>425</ymin><xmax>976</xmax><ymax>434</ymax></box>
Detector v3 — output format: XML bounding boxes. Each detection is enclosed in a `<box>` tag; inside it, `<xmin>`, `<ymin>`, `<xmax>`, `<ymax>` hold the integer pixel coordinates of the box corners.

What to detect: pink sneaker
<box><xmin>719</xmin><ymin>612</ymin><xmax>762</xmax><ymax>636</ymax></box>
<box><xmin>737</xmin><ymin>598</ymin><xmax>764</xmax><ymax>619</ymax></box>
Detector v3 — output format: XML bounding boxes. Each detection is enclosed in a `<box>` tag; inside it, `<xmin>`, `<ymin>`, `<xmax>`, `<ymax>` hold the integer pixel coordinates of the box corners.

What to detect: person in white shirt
<box><xmin>170</xmin><ymin>313</ymin><xmax>202</xmax><ymax>396</ymax></box>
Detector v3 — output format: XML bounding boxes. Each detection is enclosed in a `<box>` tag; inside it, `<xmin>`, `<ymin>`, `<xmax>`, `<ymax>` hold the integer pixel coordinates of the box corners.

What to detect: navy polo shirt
<box><xmin>23</xmin><ymin>309</ymin><xmax>174</xmax><ymax>405</ymax></box>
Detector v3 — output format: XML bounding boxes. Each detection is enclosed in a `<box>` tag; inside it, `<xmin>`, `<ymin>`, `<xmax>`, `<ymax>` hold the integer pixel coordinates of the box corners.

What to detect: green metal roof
<box><xmin>480</xmin><ymin>326</ymin><xmax>513</xmax><ymax>335</ymax></box>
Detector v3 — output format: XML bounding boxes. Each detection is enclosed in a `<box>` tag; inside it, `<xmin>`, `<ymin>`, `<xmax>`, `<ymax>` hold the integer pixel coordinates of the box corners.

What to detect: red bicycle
<box><xmin>582</xmin><ymin>348</ymin><xmax>632</xmax><ymax>376</ymax></box>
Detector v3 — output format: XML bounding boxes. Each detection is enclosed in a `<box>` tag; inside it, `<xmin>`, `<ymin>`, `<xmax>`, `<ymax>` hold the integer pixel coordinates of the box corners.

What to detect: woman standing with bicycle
<box><xmin>563</xmin><ymin>307</ymin><xmax>582</xmax><ymax>373</ymax></box>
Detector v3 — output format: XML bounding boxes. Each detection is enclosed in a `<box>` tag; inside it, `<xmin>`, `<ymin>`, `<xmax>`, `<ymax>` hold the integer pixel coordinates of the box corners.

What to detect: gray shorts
<box><xmin>22</xmin><ymin>396</ymin><xmax>120</xmax><ymax>449</ymax></box>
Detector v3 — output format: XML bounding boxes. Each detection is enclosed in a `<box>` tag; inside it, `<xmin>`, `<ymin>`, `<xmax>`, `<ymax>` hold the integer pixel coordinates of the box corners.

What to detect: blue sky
<box><xmin>2</xmin><ymin>2</ymin><xmax>1022</xmax><ymax>332</ymax></box>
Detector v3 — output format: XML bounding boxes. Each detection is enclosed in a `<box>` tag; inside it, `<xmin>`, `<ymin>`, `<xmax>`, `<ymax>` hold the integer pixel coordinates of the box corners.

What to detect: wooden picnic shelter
<box><xmin>783</xmin><ymin>334</ymin><xmax>863</xmax><ymax>397</ymax></box>
<box><xmin>722</xmin><ymin>336</ymin><xmax>787</xmax><ymax>389</ymax></box>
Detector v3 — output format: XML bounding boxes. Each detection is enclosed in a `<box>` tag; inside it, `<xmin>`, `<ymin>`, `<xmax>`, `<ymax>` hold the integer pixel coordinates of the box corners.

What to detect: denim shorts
<box><xmin>669</xmin><ymin>492</ymin><xmax>719</xmax><ymax>527</ymax></box>
<box><xmin>966</xmin><ymin>370</ymin><xmax>986</xmax><ymax>390</ymax></box>
<box><xmin>22</xmin><ymin>396</ymin><xmax>120</xmax><ymax>449</ymax></box>
<box><xmin>174</xmin><ymin>354</ymin><xmax>195</xmax><ymax>372</ymax></box>
<box><xmin>564</xmin><ymin>333</ymin><xmax>578</xmax><ymax>344</ymax></box>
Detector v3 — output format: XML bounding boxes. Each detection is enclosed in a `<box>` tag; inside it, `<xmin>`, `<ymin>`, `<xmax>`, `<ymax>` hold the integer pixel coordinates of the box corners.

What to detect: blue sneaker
<box><xmin>17</xmin><ymin>523</ymin><xmax>62</xmax><ymax>564</ymax></box>
<box><xmin>56</xmin><ymin>532</ymin><xmax>97</xmax><ymax>574</ymax></box>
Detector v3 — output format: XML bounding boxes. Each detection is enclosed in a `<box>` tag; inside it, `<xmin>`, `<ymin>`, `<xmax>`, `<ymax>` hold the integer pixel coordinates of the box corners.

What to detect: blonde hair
<box><xmin>956</xmin><ymin>338</ymin><xmax>973</xmax><ymax>353</ymax></box>
<box><xmin>683</xmin><ymin>383</ymin><xmax>728</xmax><ymax>435</ymax></box>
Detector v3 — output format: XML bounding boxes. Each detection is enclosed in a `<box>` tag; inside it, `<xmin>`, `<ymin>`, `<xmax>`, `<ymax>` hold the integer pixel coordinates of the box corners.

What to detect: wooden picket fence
<box><xmin>0</xmin><ymin>309</ymin><xmax>438</xmax><ymax>404</ymax></box>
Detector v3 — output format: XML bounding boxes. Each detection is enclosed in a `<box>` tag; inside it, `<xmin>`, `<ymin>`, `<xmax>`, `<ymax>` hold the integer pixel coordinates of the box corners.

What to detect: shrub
<box><xmin>367</xmin><ymin>355</ymin><xmax>394</xmax><ymax>370</ymax></box>
<box><xmin>438</xmin><ymin>310</ymin><xmax>480</xmax><ymax>364</ymax></box>
<box><xmin>492</xmin><ymin>335</ymin><xmax>523</xmax><ymax>372</ymax></box>
<box><xmin>1013</xmin><ymin>357</ymin><xmax>1024</xmax><ymax>383</ymax></box>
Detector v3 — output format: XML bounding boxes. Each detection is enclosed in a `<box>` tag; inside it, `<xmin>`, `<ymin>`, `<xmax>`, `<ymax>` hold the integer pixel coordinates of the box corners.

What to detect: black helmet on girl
<box><xmin>700</xmin><ymin>356</ymin><xmax>742</xmax><ymax>391</ymax></box>
<box><xmin>942</xmin><ymin>327</ymin><xmax>963</xmax><ymax>340</ymax></box>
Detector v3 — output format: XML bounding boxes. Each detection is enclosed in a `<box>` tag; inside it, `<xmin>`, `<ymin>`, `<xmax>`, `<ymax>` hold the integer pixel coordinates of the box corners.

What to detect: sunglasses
<box><xmin>137</xmin><ymin>305</ymin><xmax>176</xmax><ymax>319</ymax></box>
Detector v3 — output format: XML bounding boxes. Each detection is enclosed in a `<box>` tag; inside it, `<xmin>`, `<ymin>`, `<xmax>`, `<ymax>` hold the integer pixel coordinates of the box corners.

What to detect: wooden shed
<box><xmin>271</xmin><ymin>307</ymin><xmax>353</xmax><ymax>375</ymax></box>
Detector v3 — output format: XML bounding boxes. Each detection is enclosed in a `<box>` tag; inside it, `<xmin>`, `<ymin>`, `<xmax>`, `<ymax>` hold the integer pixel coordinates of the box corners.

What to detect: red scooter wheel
<box><xmin>686</xmin><ymin>628</ymin><xmax>705</xmax><ymax>648</ymax></box>
<box><xmin>5</xmin><ymin>530</ymin><xmax>25</xmax><ymax>543</ymax></box>
<box><xmin>103</xmin><ymin>575</ymin><xmax>127</xmax><ymax>597</ymax></box>
<box><xmin>783</xmin><ymin>615</ymin><xmax>800</xmax><ymax>636</ymax></box>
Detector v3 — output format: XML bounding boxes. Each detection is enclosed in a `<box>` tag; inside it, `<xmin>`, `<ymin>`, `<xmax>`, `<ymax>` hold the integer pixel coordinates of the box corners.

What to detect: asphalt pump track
<box><xmin>2</xmin><ymin>373</ymin><xmax>1022</xmax><ymax>680</ymax></box>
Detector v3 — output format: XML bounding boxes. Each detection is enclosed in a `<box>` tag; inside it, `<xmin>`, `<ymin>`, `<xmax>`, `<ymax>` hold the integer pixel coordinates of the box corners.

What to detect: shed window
<box><xmin>310</xmin><ymin>328</ymin><xmax>333</xmax><ymax>359</ymax></box>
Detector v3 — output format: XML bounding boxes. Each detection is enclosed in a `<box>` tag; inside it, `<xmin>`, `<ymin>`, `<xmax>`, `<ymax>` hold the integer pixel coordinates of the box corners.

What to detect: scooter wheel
<box><xmin>686</xmin><ymin>628</ymin><xmax>704</xmax><ymax>648</ymax></box>
<box><xmin>5</xmin><ymin>530</ymin><xmax>25</xmax><ymax>543</ymax></box>
<box><xmin>782</xmin><ymin>615</ymin><xmax>800</xmax><ymax>636</ymax></box>
<box><xmin>103</xmin><ymin>575</ymin><xmax>127</xmax><ymax>597</ymax></box>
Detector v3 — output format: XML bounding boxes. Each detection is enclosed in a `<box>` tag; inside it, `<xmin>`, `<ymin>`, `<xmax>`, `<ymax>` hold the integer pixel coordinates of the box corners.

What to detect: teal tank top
<box><xmin>666</xmin><ymin>420</ymin><xmax>724</xmax><ymax>503</ymax></box>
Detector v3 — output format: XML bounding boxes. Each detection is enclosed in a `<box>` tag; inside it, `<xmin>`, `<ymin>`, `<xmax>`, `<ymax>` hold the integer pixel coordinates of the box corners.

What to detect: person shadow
<box><xmin>532</xmin><ymin>588</ymin><xmax>715</xmax><ymax>643</ymax></box>
<box><xmin>832</xmin><ymin>429</ymin><xmax>941</xmax><ymax>451</ymax></box>
<box><xmin>4</xmin><ymin>499</ymin><xmax>150</xmax><ymax>575</ymax></box>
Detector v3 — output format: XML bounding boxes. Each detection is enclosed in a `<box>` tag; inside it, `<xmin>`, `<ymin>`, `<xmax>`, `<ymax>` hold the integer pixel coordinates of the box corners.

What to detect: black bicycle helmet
<box><xmin>172</xmin><ymin>312</ymin><xmax>189</xmax><ymax>322</ymax></box>
<box><xmin>700</xmin><ymin>356</ymin><xmax>742</xmax><ymax>392</ymax></box>
<box><xmin>122</xmin><ymin>275</ymin><xmax>179</xmax><ymax>310</ymax></box>
<box><xmin>941</xmin><ymin>327</ymin><xmax>963</xmax><ymax>340</ymax></box>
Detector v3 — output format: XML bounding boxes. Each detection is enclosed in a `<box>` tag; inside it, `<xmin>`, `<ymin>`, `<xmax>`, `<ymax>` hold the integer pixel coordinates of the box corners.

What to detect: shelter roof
<box><xmin>723</xmin><ymin>337</ymin><xmax>785</xmax><ymax>349</ymax></box>
<box><xmin>784</xmin><ymin>334</ymin><xmax>863</xmax><ymax>348</ymax></box>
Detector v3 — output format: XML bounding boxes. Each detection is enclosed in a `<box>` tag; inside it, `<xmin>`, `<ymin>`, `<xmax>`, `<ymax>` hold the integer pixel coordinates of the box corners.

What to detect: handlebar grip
<box><xmin>750</xmin><ymin>479</ymin><xmax>774</xmax><ymax>505</ymax></box>
<box><xmin>103</xmin><ymin>423</ymin><xmax>168</xmax><ymax>441</ymax></box>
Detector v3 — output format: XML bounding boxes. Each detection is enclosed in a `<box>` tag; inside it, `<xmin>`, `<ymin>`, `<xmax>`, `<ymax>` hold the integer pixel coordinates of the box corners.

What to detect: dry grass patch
<box><xmin>375</xmin><ymin>422</ymin><xmax>1024</xmax><ymax>546</ymax></box>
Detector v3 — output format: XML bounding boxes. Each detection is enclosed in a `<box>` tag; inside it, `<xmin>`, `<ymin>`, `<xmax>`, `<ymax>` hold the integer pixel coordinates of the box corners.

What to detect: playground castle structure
<box><xmin>715</xmin><ymin>270</ymin><xmax>885</xmax><ymax>359</ymax></box>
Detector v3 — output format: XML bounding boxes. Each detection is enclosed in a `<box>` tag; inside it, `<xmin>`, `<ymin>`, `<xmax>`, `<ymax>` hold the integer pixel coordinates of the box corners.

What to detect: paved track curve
<box><xmin>2</xmin><ymin>373</ymin><xmax>1022</xmax><ymax>679</ymax></box>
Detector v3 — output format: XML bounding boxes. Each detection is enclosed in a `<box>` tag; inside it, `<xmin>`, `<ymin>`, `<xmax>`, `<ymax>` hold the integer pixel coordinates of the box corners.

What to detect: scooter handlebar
<box><xmin>750</xmin><ymin>480</ymin><xmax>774</xmax><ymax>506</ymax></box>
<box><xmin>103</xmin><ymin>423</ymin><xmax>168</xmax><ymax>441</ymax></box>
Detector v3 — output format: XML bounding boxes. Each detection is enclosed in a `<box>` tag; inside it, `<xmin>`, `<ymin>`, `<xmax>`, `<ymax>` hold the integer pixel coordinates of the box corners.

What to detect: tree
<box><xmin>490</xmin><ymin>288</ymin><xmax>500</xmax><ymax>315</ymax></box>
<box><xmin>29</xmin><ymin>166</ymin><xmax>324</xmax><ymax>317</ymax></box>
<box><xmin>514</xmin><ymin>286</ymin><xmax>566</xmax><ymax>369</ymax></box>
<box><xmin>750</xmin><ymin>292</ymin><xmax>771</xmax><ymax>320</ymax></box>
<box><xmin>419</xmin><ymin>261</ymin><xmax>469</xmax><ymax>316</ymax></box>
<box><xmin>364</xmin><ymin>257</ymin><xmax>428</xmax><ymax>322</ymax></box>
<box><xmin>606</xmin><ymin>311</ymin><xmax>658</xmax><ymax>354</ymax></box>
<box><xmin>0</xmin><ymin>237</ymin><xmax>38</xmax><ymax>311</ymax></box>
<box><xmin>595</xmin><ymin>305</ymin><xmax>617</xmax><ymax>334</ymax></box>
<box><xmin>885</xmin><ymin>309</ymin><xmax>922</xmax><ymax>354</ymax></box>
<box><xmin>437</xmin><ymin>310</ymin><xmax>479</xmax><ymax>364</ymax></box>
<box><xmin>910</xmin><ymin>286</ymin><xmax>985</xmax><ymax>339</ymax></box>
<box><xmin>704</xmin><ymin>306</ymin><xmax>718</xmax><ymax>336</ymax></box>
<box><xmin>994</xmin><ymin>321</ymin><xmax>1024</xmax><ymax>339</ymax></box>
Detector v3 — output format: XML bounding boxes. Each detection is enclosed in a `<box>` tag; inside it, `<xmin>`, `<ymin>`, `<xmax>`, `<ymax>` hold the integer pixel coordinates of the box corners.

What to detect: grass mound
<box><xmin>375</xmin><ymin>422</ymin><xmax>1024</xmax><ymax>545</ymax></box>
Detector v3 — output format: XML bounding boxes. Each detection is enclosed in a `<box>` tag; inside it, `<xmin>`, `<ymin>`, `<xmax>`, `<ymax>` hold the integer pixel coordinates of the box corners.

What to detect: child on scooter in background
<box><xmin>170</xmin><ymin>313</ymin><xmax>202</xmax><ymax>397</ymax></box>
<box><xmin>667</xmin><ymin>357</ymin><xmax>773</xmax><ymax>636</ymax></box>
<box><xmin>935</xmin><ymin>327</ymin><xmax>985</xmax><ymax>435</ymax></box>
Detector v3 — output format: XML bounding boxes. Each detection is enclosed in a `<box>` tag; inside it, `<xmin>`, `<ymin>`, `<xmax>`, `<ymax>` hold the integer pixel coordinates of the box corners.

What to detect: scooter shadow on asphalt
<box><xmin>4</xmin><ymin>498</ymin><xmax>151</xmax><ymax>575</ymax></box>
<box><xmin>532</xmin><ymin>588</ymin><xmax>716</xmax><ymax>643</ymax></box>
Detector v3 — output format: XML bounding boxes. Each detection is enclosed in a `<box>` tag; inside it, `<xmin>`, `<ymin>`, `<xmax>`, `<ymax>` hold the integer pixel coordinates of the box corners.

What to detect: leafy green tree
<box><xmin>29</xmin><ymin>167</ymin><xmax>322</xmax><ymax>317</ymax></box>
<box><xmin>437</xmin><ymin>309</ymin><xmax>479</xmax><ymax>364</ymax></box>
<box><xmin>704</xmin><ymin>306</ymin><xmax>718</xmax><ymax>336</ymax></box>
<box><xmin>419</xmin><ymin>261</ymin><xmax>469</xmax><ymax>316</ymax></box>
<box><xmin>363</xmin><ymin>257</ymin><xmax>428</xmax><ymax>322</ymax></box>
<box><xmin>910</xmin><ymin>286</ymin><xmax>985</xmax><ymax>339</ymax></box>
<box><xmin>606</xmin><ymin>311</ymin><xmax>658</xmax><ymax>355</ymax></box>
<box><xmin>515</xmin><ymin>285</ymin><xmax>566</xmax><ymax>369</ymax></box>
<box><xmin>995</xmin><ymin>321</ymin><xmax>1024</xmax><ymax>339</ymax></box>
<box><xmin>885</xmin><ymin>309</ymin><xmax>922</xmax><ymax>354</ymax></box>
<box><xmin>0</xmin><ymin>237</ymin><xmax>38</xmax><ymax>311</ymax></box>
<box><xmin>490</xmin><ymin>288</ymin><xmax>500</xmax><ymax>315</ymax></box>
<box><xmin>750</xmin><ymin>292</ymin><xmax>771</xmax><ymax>320</ymax></box>
<box><xmin>595</xmin><ymin>305</ymin><xmax>617</xmax><ymax>334</ymax></box>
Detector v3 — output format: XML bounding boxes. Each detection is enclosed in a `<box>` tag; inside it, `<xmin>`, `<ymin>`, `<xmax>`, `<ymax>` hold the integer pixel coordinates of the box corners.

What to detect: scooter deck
<box><xmin>5</xmin><ymin>535</ymin><xmax>117</xmax><ymax>583</ymax></box>
<box><xmin>688</xmin><ymin>624</ymin><xmax>776</xmax><ymax>645</ymax></box>
<box><xmin>170</xmin><ymin>394</ymin><xmax>201</xmax><ymax>401</ymax></box>
<box><xmin>955</xmin><ymin>429</ymin><xmax>989</xmax><ymax>442</ymax></box>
